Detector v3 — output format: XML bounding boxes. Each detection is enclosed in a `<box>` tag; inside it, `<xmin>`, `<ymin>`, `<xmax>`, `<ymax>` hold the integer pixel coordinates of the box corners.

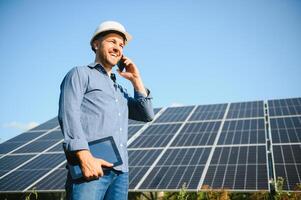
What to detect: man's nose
<box><xmin>113</xmin><ymin>46</ymin><xmax>122</xmax><ymax>54</ymax></box>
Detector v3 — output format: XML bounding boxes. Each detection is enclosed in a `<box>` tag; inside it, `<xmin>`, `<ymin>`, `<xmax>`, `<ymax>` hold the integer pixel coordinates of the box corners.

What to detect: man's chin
<box><xmin>108</xmin><ymin>59</ymin><xmax>118</xmax><ymax>66</ymax></box>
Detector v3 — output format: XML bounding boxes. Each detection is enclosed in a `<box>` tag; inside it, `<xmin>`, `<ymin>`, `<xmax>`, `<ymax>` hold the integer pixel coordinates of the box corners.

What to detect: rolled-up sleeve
<box><xmin>128</xmin><ymin>88</ymin><xmax>154</xmax><ymax>122</ymax></box>
<box><xmin>58</xmin><ymin>67</ymin><xmax>89</xmax><ymax>152</ymax></box>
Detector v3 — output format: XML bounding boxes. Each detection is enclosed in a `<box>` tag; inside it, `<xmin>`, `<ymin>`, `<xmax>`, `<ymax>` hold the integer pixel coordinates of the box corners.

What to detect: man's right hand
<box><xmin>75</xmin><ymin>150</ymin><xmax>113</xmax><ymax>180</ymax></box>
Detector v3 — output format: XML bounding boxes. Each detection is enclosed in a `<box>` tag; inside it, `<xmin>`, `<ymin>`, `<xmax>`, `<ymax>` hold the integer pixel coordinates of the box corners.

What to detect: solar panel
<box><xmin>12</xmin><ymin>130</ymin><xmax>63</xmax><ymax>154</ymax></box>
<box><xmin>203</xmin><ymin>145</ymin><xmax>269</xmax><ymax>191</ymax></box>
<box><xmin>268</xmin><ymin>98</ymin><xmax>301</xmax><ymax>117</ymax></box>
<box><xmin>218</xmin><ymin>119</ymin><xmax>266</xmax><ymax>145</ymax></box>
<box><xmin>171</xmin><ymin>121</ymin><xmax>221</xmax><ymax>147</ymax></box>
<box><xmin>269</xmin><ymin>117</ymin><xmax>301</xmax><ymax>143</ymax></box>
<box><xmin>0</xmin><ymin>142</ymin><xmax>28</xmax><ymax>154</ymax></box>
<box><xmin>139</xmin><ymin>148</ymin><xmax>210</xmax><ymax>190</ymax></box>
<box><xmin>4</xmin><ymin>131</ymin><xmax>45</xmax><ymax>143</ymax></box>
<box><xmin>0</xmin><ymin>131</ymin><xmax>46</xmax><ymax>154</ymax></box>
<box><xmin>272</xmin><ymin>145</ymin><xmax>301</xmax><ymax>191</ymax></box>
<box><xmin>129</xmin><ymin>124</ymin><xmax>182</xmax><ymax>148</ymax></box>
<box><xmin>188</xmin><ymin>104</ymin><xmax>227</xmax><ymax>121</ymax></box>
<box><xmin>34</xmin><ymin>167</ymin><xmax>67</xmax><ymax>191</ymax></box>
<box><xmin>128</xmin><ymin>108</ymin><xmax>162</xmax><ymax>125</ymax></box>
<box><xmin>47</xmin><ymin>142</ymin><xmax>63</xmax><ymax>152</ymax></box>
<box><xmin>128</xmin><ymin>125</ymin><xmax>144</xmax><ymax>139</ymax></box>
<box><xmin>227</xmin><ymin>101</ymin><xmax>264</xmax><ymax>119</ymax></box>
<box><xmin>128</xmin><ymin>149</ymin><xmax>162</xmax><ymax>189</ymax></box>
<box><xmin>154</xmin><ymin>106</ymin><xmax>194</xmax><ymax>123</ymax></box>
<box><xmin>269</xmin><ymin>111</ymin><xmax>301</xmax><ymax>191</ymax></box>
<box><xmin>1</xmin><ymin>98</ymin><xmax>301</xmax><ymax>194</ymax></box>
<box><xmin>0</xmin><ymin>155</ymin><xmax>35</xmax><ymax>177</ymax></box>
<box><xmin>30</xmin><ymin>117</ymin><xmax>59</xmax><ymax>131</ymax></box>
<box><xmin>0</xmin><ymin>153</ymin><xmax>65</xmax><ymax>192</ymax></box>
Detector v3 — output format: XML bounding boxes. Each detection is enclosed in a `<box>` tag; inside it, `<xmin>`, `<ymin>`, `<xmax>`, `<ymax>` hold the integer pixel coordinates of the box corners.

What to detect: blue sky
<box><xmin>0</xmin><ymin>0</ymin><xmax>301</xmax><ymax>142</ymax></box>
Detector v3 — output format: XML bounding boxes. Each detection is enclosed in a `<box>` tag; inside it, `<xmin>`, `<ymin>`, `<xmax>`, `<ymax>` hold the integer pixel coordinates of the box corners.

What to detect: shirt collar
<box><xmin>88</xmin><ymin>62</ymin><xmax>117</xmax><ymax>83</ymax></box>
<box><xmin>88</xmin><ymin>62</ymin><xmax>107</xmax><ymax>75</ymax></box>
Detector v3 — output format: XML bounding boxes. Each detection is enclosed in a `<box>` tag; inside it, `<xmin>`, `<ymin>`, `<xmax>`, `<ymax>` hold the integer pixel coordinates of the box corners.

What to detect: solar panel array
<box><xmin>0</xmin><ymin>97</ymin><xmax>300</xmax><ymax>193</ymax></box>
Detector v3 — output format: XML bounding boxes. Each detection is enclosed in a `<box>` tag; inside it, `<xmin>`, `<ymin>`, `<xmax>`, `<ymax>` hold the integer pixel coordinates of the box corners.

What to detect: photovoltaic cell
<box><xmin>268</xmin><ymin>98</ymin><xmax>301</xmax><ymax>117</ymax></box>
<box><xmin>30</xmin><ymin>117</ymin><xmax>59</xmax><ymax>131</ymax></box>
<box><xmin>202</xmin><ymin>146</ymin><xmax>268</xmax><ymax>190</ymax></box>
<box><xmin>273</xmin><ymin>145</ymin><xmax>301</xmax><ymax>191</ymax></box>
<box><xmin>154</xmin><ymin>106</ymin><xmax>194</xmax><ymax>123</ymax></box>
<box><xmin>171</xmin><ymin>121</ymin><xmax>221</xmax><ymax>147</ymax></box>
<box><xmin>46</xmin><ymin>142</ymin><xmax>63</xmax><ymax>152</ymax></box>
<box><xmin>128</xmin><ymin>125</ymin><xmax>144</xmax><ymax>139</ymax></box>
<box><xmin>34</xmin><ymin>167</ymin><xmax>67</xmax><ymax>191</ymax></box>
<box><xmin>128</xmin><ymin>149</ymin><xmax>162</xmax><ymax>167</ymax></box>
<box><xmin>129</xmin><ymin>124</ymin><xmax>182</xmax><ymax>148</ymax></box>
<box><xmin>0</xmin><ymin>170</ymin><xmax>48</xmax><ymax>191</ymax></box>
<box><xmin>0</xmin><ymin>131</ymin><xmax>46</xmax><ymax>154</ymax></box>
<box><xmin>38</xmin><ymin>130</ymin><xmax>63</xmax><ymax>140</ymax></box>
<box><xmin>12</xmin><ymin>130</ymin><xmax>63</xmax><ymax>154</ymax></box>
<box><xmin>128</xmin><ymin>119</ymin><xmax>145</xmax><ymax>125</ymax></box>
<box><xmin>0</xmin><ymin>155</ymin><xmax>34</xmax><ymax>177</ymax></box>
<box><xmin>188</xmin><ymin>104</ymin><xmax>227</xmax><ymax>121</ymax></box>
<box><xmin>128</xmin><ymin>108</ymin><xmax>161</xmax><ymax>125</ymax></box>
<box><xmin>20</xmin><ymin>153</ymin><xmax>65</xmax><ymax>170</ymax></box>
<box><xmin>139</xmin><ymin>148</ymin><xmax>210</xmax><ymax>190</ymax></box>
<box><xmin>226</xmin><ymin>101</ymin><xmax>264</xmax><ymax>119</ymax></box>
<box><xmin>218</xmin><ymin>119</ymin><xmax>266</xmax><ymax>145</ymax></box>
<box><xmin>270</xmin><ymin>117</ymin><xmax>301</xmax><ymax>144</ymax></box>
<box><xmin>13</xmin><ymin>140</ymin><xmax>60</xmax><ymax>154</ymax></box>
<box><xmin>0</xmin><ymin>142</ymin><xmax>27</xmax><ymax>154</ymax></box>
<box><xmin>128</xmin><ymin>149</ymin><xmax>162</xmax><ymax>189</ymax></box>
<box><xmin>4</xmin><ymin>131</ymin><xmax>45</xmax><ymax>143</ymax></box>
<box><xmin>0</xmin><ymin>153</ymin><xmax>65</xmax><ymax>191</ymax></box>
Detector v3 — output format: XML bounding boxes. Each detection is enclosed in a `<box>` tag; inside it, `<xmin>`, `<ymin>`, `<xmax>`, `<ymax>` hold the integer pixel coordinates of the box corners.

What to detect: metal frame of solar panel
<box><xmin>0</xmin><ymin>98</ymin><xmax>300</xmax><ymax>194</ymax></box>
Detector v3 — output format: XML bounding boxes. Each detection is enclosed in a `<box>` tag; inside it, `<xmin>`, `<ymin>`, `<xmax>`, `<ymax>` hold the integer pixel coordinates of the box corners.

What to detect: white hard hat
<box><xmin>90</xmin><ymin>21</ymin><xmax>132</xmax><ymax>48</ymax></box>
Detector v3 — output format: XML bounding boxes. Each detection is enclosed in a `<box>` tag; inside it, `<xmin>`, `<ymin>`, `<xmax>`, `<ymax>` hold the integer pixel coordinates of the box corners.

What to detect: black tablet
<box><xmin>67</xmin><ymin>136</ymin><xmax>123</xmax><ymax>180</ymax></box>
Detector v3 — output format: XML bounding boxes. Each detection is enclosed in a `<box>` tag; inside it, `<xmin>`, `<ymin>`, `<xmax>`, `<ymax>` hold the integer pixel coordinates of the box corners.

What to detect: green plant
<box><xmin>177</xmin><ymin>183</ymin><xmax>189</xmax><ymax>200</ymax></box>
<box><xmin>24</xmin><ymin>187</ymin><xmax>38</xmax><ymax>200</ymax></box>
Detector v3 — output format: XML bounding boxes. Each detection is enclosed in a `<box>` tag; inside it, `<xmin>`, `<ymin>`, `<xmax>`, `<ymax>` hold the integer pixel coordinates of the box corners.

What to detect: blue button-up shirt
<box><xmin>58</xmin><ymin>63</ymin><xmax>154</xmax><ymax>172</ymax></box>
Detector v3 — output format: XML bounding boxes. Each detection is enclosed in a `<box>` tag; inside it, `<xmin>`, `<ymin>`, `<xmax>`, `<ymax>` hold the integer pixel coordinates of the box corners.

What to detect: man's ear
<box><xmin>92</xmin><ymin>40</ymin><xmax>100</xmax><ymax>51</ymax></box>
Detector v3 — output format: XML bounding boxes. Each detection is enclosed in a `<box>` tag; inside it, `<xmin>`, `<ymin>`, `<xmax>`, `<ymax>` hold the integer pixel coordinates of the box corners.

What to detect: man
<box><xmin>58</xmin><ymin>21</ymin><xmax>154</xmax><ymax>200</ymax></box>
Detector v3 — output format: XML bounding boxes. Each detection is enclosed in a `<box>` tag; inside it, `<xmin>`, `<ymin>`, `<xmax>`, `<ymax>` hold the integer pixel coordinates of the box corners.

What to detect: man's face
<box><xmin>94</xmin><ymin>33</ymin><xmax>124</xmax><ymax>68</ymax></box>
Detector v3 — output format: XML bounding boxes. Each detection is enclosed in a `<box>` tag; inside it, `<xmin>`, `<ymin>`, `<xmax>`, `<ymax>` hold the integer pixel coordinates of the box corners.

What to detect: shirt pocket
<box><xmin>85</xmin><ymin>78</ymin><xmax>115</xmax><ymax>99</ymax></box>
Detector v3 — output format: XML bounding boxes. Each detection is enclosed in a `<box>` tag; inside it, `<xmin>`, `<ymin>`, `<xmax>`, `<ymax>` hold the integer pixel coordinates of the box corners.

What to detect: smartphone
<box><xmin>117</xmin><ymin>57</ymin><xmax>126</xmax><ymax>72</ymax></box>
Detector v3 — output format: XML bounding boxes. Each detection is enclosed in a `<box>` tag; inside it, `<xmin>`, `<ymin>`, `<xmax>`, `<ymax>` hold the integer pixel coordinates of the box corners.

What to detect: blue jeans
<box><xmin>66</xmin><ymin>169</ymin><xmax>128</xmax><ymax>200</ymax></box>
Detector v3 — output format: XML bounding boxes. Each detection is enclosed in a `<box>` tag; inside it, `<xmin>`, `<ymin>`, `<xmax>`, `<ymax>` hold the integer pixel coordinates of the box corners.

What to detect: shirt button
<box><xmin>115</xmin><ymin>99</ymin><xmax>118</xmax><ymax>102</ymax></box>
<box><xmin>118</xmin><ymin>113</ymin><xmax>121</xmax><ymax>116</ymax></box>
<box><xmin>120</xmin><ymin>144</ymin><xmax>123</xmax><ymax>147</ymax></box>
<box><xmin>120</xmin><ymin>128</ymin><xmax>122</xmax><ymax>131</ymax></box>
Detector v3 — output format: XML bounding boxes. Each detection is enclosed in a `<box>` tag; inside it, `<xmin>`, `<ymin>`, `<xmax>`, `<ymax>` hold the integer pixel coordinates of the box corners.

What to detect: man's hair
<box><xmin>91</xmin><ymin>30</ymin><xmax>126</xmax><ymax>52</ymax></box>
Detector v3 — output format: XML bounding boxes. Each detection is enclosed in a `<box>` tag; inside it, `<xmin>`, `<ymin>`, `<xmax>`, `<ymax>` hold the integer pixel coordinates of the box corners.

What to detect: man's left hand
<box><xmin>117</xmin><ymin>56</ymin><xmax>147</xmax><ymax>96</ymax></box>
